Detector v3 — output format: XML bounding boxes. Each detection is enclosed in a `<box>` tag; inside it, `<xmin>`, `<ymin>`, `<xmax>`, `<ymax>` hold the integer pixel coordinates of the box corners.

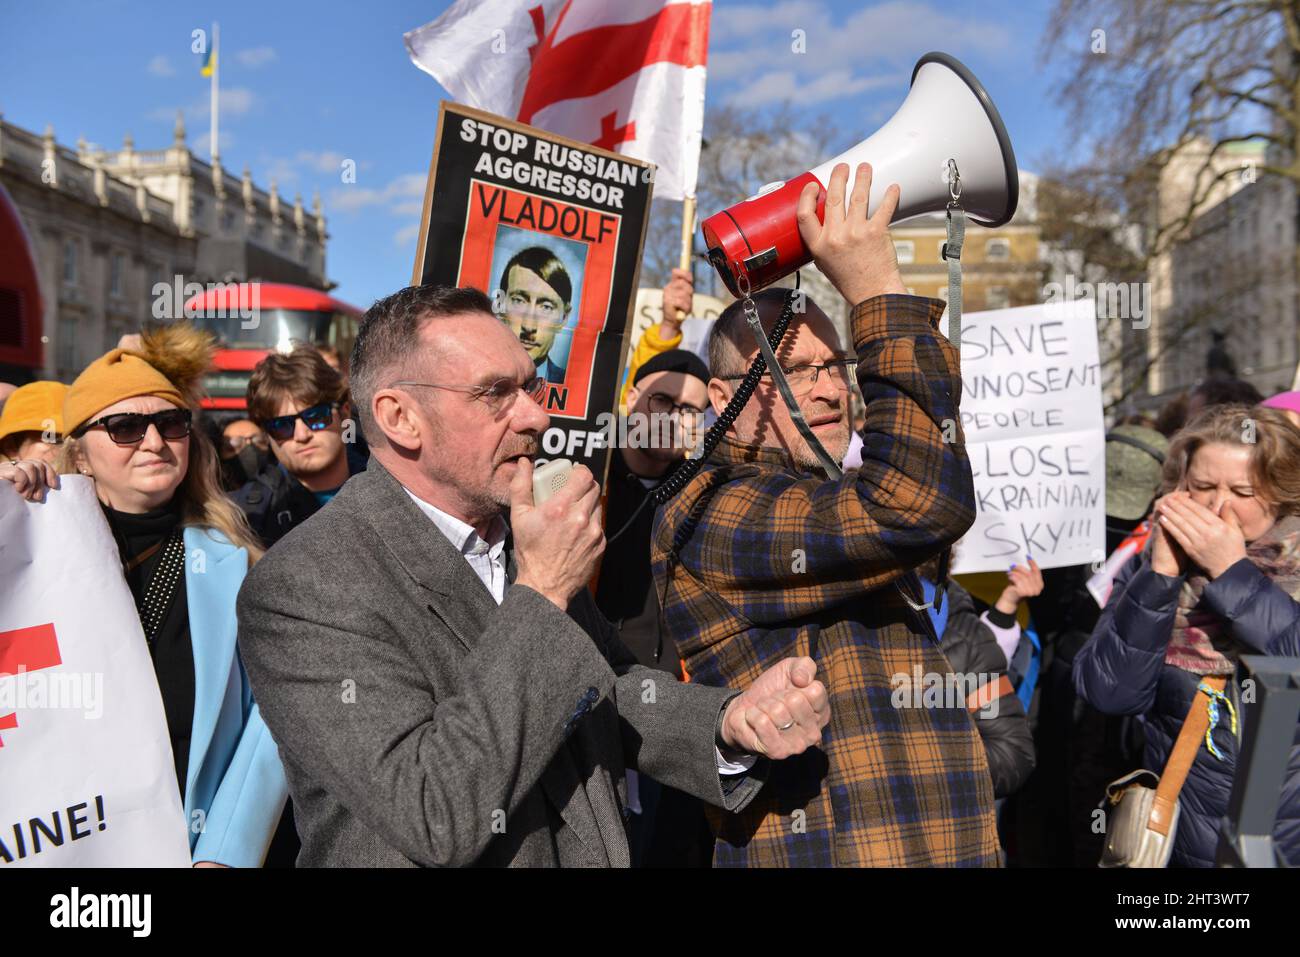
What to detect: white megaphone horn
<box><xmin>701</xmin><ymin>52</ymin><xmax>1019</xmax><ymax>299</ymax></box>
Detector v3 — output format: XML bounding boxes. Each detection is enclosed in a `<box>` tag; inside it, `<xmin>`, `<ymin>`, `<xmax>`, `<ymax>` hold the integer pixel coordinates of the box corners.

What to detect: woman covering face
<box><xmin>1074</xmin><ymin>404</ymin><xmax>1300</xmax><ymax>868</ymax></box>
<box><xmin>0</xmin><ymin>323</ymin><xmax>286</xmax><ymax>868</ymax></box>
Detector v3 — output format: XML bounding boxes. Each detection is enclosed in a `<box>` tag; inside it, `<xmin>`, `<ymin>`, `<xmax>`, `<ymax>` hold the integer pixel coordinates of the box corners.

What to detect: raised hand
<box><xmin>995</xmin><ymin>556</ymin><xmax>1044</xmax><ymax>614</ymax></box>
<box><xmin>661</xmin><ymin>267</ymin><xmax>694</xmax><ymax>327</ymax></box>
<box><xmin>1155</xmin><ymin>491</ymin><xmax>1248</xmax><ymax>579</ymax></box>
<box><xmin>1149</xmin><ymin>496</ymin><xmax>1187</xmax><ymax>577</ymax></box>
<box><xmin>796</xmin><ymin>161</ymin><xmax>906</xmax><ymax>306</ymax></box>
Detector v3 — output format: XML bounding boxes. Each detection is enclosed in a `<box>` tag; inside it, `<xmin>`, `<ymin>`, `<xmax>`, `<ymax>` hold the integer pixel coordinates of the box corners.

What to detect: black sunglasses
<box><xmin>77</xmin><ymin>408</ymin><xmax>193</xmax><ymax>445</ymax></box>
<box><xmin>261</xmin><ymin>402</ymin><xmax>337</xmax><ymax>442</ymax></box>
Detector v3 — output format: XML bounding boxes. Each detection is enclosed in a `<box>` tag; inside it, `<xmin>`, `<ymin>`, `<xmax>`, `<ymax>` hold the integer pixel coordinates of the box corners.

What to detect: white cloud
<box><xmin>147</xmin><ymin>55</ymin><xmax>175</xmax><ymax>77</ymax></box>
<box><xmin>712</xmin><ymin>1</ymin><xmax>830</xmax><ymax>39</ymax></box>
<box><xmin>264</xmin><ymin>157</ymin><xmax>300</xmax><ymax>185</ymax></box>
<box><xmin>709</xmin><ymin>1</ymin><xmax>1012</xmax><ymax>105</ymax></box>
<box><xmin>393</xmin><ymin>223</ymin><xmax>421</xmax><ymax>248</ymax></box>
<box><xmin>329</xmin><ymin>173</ymin><xmax>426</xmax><ymax>215</ymax></box>
<box><xmin>260</xmin><ymin>152</ymin><xmax>372</xmax><ymax>188</ymax></box>
<box><xmin>234</xmin><ymin>47</ymin><xmax>277</xmax><ymax>69</ymax></box>
<box><xmin>193</xmin><ymin>131</ymin><xmax>236</xmax><ymax>156</ymax></box>
<box><xmin>212</xmin><ymin>87</ymin><xmax>256</xmax><ymax>117</ymax></box>
<box><xmin>731</xmin><ymin>68</ymin><xmax>903</xmax><ymax>107</ymax></box>
<box><xmin>148</xmin><ymin>87</ymin><xmax>257</xmax><ymax>127</ymax></box>
<box><xmin>295</xmin><ymin>150</ymin><xmax>349</xmax><ymax>174</ymax></box>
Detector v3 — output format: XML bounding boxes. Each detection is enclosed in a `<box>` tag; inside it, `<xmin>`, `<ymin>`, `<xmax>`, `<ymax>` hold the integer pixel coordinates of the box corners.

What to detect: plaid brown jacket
<box><xmin>652</xmin><ymin>294</ymin><xmax>1000</xmax><ymax>867</ymax></box>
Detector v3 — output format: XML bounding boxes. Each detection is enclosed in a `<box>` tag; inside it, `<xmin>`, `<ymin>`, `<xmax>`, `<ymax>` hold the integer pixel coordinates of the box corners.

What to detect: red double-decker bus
<box><xmin>0</xmin><ymin>182</ymin><xmax>45</xmax><ymax>384</ymax></box>
<box><xmin>182</xmin><ymin>282</ymin><xmax>362</xmax><ymax>417</ymax></box>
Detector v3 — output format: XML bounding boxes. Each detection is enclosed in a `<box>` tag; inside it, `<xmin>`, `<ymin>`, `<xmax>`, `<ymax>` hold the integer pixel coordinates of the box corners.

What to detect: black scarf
<box><xmin>102</xmin><ymin>501</ymin><xmax>195</xmax><ymax>798</ymax></box>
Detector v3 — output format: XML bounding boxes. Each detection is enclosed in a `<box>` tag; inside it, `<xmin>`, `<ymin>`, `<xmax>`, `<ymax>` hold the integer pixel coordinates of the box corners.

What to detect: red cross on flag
<box><xmin>405</xmin><ymin>0</ymin><xmax>711</xmax><ymax>201</ymax></box>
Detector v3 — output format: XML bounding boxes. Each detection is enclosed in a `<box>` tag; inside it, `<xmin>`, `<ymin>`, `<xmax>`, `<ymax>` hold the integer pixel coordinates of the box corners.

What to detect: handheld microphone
<box><xmin>532</xmin><ymin>458</ymin><xmax>574</xmax><ymax>504</ymax></box>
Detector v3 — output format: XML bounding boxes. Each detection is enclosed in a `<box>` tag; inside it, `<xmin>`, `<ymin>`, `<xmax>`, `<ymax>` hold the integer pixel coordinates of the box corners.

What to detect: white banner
<box><xmin>0</xmin><ymin>477</ymin><xmax>191</xmax><ymax>867</ymax></box>
<box><xmin>942</xmin><ymin>299</ymin><xmax>1105</xmax><ymax>574</ymax></box>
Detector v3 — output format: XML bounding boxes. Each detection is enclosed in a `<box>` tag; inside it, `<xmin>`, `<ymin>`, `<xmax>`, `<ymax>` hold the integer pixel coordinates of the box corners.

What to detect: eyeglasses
<box><xmin>260</xmin><ymin>402</ymin><xmax>338</xmax><ymax>442</ymax></box>
<box><xmin>718</xmin><ymin>359</ymin><xmax>856</xmax><ymax>396</ymax></box>
<box><xmin>392</xmin><ymin>376</ymin><xmax>548</xmax><ymax>416</ymax></box>
<box><xmin>76</xmin><ymin>408</ymin><xmax>193</xmax><ymax>445</ymax></box>
<box><xmin>645</xmin><ymin>393</ymin><xmax>707</xmax><ymax>420</ymax></box>
<box><xmin>222</xmin><ymin>433</ymin><xmax>269</xmax><ymax>453</ymax></box>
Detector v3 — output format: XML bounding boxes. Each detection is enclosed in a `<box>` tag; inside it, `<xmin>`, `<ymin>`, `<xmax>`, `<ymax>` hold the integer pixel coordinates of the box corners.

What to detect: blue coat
<box><xmin>181</xmin><ymin>526</ymin><xmax>288</xmax><ymax>866</ymax></box>
<box><xmin>1073</xmin><ymin>554</ymin><xmax>1300</xmax><ymax>866</ymax></box>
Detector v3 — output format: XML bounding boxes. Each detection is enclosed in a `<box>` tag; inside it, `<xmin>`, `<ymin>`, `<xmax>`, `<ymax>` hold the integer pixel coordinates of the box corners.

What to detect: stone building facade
<box><xmin>0</xmin><ymin>112</ymin><xmax>332</xmax><ymax>382</ymax></box>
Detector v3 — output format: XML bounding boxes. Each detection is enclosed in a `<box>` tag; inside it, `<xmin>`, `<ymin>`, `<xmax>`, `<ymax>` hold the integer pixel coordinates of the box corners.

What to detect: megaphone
<box><xmin>701</xmin><ymin>52</ymin><xmax>1018</xmax><ymax>299</ymax></box>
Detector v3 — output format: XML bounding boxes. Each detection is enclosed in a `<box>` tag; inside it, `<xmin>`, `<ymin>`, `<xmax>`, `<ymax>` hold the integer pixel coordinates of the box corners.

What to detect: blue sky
<box><xmin>1</xmin><ymin>0</ymin><xmax>1072</xmax><ymax>310</ymax></box>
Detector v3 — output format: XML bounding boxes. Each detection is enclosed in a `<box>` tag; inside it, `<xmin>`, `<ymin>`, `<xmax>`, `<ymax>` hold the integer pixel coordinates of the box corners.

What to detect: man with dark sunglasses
<box><xmin>231</xmin><ymin>347</ymin><xmax>365</xmax><ymax>549</ymax></box>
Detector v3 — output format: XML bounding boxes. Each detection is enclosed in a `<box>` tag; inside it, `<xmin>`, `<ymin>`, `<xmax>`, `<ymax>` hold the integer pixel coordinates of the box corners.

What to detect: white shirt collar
<box><xmin>401</xmin><ymin>487</ymin><xmax>508</xmax><ymax>560</ymax></box>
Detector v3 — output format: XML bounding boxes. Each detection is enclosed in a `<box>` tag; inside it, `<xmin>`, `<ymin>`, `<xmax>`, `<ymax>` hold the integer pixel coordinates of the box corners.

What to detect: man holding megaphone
<box><xmin>652</xmin><ymin>161</ymin><xmax>1000</xmax><ymax>868</ymax></box>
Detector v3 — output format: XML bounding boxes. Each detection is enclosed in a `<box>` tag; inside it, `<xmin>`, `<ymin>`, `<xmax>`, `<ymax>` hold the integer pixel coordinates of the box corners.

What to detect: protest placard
<box><xmin>0</xmin><ymin>478</ymin><xmax>191</xmax><ymax>867</ymax></box>
<box><xmin>412</xmin><ymin>103</ymin><xmax>655</xmax><ymax>487</ymax></box>
<box><xmin>942</xmin><ymin>298</ymin><xmax>1105</xmax><ymax>574</ymax></box>
<box><xmin>620</xmin><ymin>288</ymin><xmax>727</xmax><ymax>406</ymax></box>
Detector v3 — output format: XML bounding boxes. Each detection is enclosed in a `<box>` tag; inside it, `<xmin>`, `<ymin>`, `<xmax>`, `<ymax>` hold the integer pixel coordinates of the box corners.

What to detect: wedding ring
<box><xmin>777</xmin><ymin>720</ymin><xmax>795</xmax><ymax>732</ymax></box>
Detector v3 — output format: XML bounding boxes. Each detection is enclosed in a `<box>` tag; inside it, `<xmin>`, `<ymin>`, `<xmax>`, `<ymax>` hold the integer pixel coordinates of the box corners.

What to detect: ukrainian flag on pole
<box><xmin>202</xmin><ymin>23</ymin><xmax>219</xmax><ymax>162</ymax></box>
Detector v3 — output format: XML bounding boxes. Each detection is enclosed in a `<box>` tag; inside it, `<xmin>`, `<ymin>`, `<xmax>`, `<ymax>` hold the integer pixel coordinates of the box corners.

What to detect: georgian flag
<box><xmin>404</xmin><ymin>0</ymin><xmax>710</xmax><ymax>201</ymax></box>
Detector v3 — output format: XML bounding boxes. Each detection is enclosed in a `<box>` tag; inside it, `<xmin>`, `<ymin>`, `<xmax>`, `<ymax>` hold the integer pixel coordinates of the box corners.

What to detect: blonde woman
<box><xmin>1074</xmin><ymin>404</ymin><xmax>1300</xmax><ymax>866</ymax></box>
<box><xmin>0</xmin><ymin>324</ymin><xmax>287</xmax><ymax>867</ymax></box>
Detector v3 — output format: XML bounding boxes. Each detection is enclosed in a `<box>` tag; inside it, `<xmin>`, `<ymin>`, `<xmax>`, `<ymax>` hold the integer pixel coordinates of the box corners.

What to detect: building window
<box><xmin>110</xmin><ymin>253</ymin><xmax>124</xmax><ymax>297</ymax></box>
<box><xmin>104</xmin><ymin>321</ymin><xmax>127</xmax><ymax>353</ymax></box>
<box><xmin>894</xmin><ymin>240</ymin><xmax>914</xmax><ymax>264</ymax></box>
<box><xmin>986</xmin><ymin>286</ymin><xmax>1010</xmax><ymax>310</ymax></box>
<box><xmin>58</xmin><ymin>316</ymin><xmax>78</xmax><ymax>374</ymax></box>
<box><xmin>985</xmin><ymin>238</ymin><xmax>1011</xmax><ymax>261</ymax></box>
<box><xmin>63</xmin><ymin>239</ymin><xmax>78</xmax><ymax>284</ymax></box>
<box><xmin>221</xmin><ymin>209</ymin><xmax>236</xmax><ymax>232</ymax></box>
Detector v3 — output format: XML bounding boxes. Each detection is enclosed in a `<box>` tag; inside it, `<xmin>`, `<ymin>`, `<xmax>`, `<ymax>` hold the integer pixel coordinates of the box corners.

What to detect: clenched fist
<box><xmin>719</xmin><ymin>656</ymin><xmax>830</xmax><ymax>761</ymax></box>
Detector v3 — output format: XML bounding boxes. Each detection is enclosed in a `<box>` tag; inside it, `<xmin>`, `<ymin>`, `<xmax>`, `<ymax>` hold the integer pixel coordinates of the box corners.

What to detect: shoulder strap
<box><xmin>1148</xmin><ymin>675</ymin><xmax>1229</xmax><ymax>836</ymax></box>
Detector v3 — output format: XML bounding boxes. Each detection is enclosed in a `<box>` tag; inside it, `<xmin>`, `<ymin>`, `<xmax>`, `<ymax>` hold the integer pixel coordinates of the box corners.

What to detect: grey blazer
<box><xmin>235</xmin><ymin>458</ymin><xmax>763</xmax><ymax>867</ymax></box>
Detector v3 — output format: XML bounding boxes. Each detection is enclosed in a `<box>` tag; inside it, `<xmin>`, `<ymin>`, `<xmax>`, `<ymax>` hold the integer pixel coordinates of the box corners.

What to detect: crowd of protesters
<box><xmin>3</xmin><ymin>164</ymin><xmax>1300</xmax><ymax>869</ymax></box>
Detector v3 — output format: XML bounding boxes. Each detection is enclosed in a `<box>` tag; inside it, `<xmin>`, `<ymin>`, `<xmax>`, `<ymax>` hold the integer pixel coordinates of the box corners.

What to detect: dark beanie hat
<box><xmin>633</xmin><ymin>348</ymin><xmax>709</xmax><ymax>387</ymax></box>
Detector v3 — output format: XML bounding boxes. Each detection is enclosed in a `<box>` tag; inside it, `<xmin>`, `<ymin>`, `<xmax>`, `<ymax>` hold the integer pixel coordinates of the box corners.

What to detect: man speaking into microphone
<box><xmin>236</xmin><ymin>284</ymin><xmax>830</xmax><ymax>867</ymax></box>
<box><xmin>653</xmin><ymin>162</ymin><xmax>1000</xmax><ymax>867</ymax></box>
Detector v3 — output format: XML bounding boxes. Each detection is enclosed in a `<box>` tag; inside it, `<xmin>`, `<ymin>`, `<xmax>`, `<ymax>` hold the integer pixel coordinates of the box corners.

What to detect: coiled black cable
<box><xmin>605</xmin><ymin>286</ymin><xmax>799</xmax><ymax>546</ymax></box>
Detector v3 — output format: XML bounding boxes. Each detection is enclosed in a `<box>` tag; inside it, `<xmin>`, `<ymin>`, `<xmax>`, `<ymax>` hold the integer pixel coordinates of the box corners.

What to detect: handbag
<box><xmin>1098</xmin><ymin>675</ymin><xmax>1228</xmax><ymax>868</ymax></box>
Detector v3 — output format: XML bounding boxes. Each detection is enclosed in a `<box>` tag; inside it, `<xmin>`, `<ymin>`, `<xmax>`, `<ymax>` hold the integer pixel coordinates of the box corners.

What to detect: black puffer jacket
<box><xmin>1074</xmin><ymin>554</ymin><xmax>1300</xmax><ymax>867</ymax></box>
<box><xmin>939</xmin><ymin>581</ymin><xmax>1036</xmax><ymax>798</ymax></box>
<box><xmin>230</xmin><ymin>462</ymin><xmax>323</xmax><ymax>548</ymax></box>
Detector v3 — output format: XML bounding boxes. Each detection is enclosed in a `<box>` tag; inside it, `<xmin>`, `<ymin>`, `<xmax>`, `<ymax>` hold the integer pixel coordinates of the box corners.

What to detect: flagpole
<box><xmin>674</xmin><ymin>194</ymin><xmax>696</xmax><ymax>321</ymax></box>
<box><xmin>679</xmin><ymin>195</ymin><xmax>696</xmax><ymax>272</ymax></box>
<box><xmin>210</xmin><ymin>21</ymin><xmax>220</xmax><ymax>163</ymax></box>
